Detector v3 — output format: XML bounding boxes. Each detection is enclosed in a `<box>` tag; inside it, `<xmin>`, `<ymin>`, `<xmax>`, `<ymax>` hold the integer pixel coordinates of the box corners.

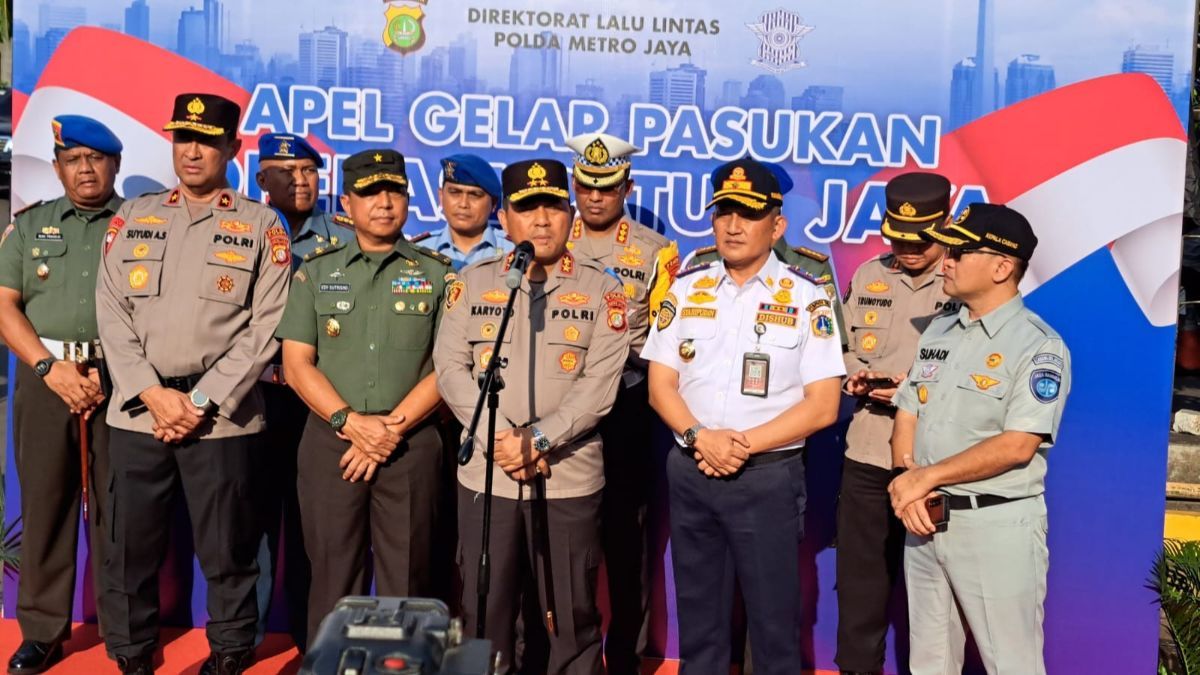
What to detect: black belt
<box><xmin>159</xmin><ymin>373</ymin><xmax>203</xmax><ymax>393</ymax></box>
<box><xmin>677</xmin><ymin>444</ymin><xmax>802</xmax><ymax>469</ymax></box>
<box><xmin>944</xmin><ymin>493</ymin><xmax>1034</xmax><ymax>510</ymax></box>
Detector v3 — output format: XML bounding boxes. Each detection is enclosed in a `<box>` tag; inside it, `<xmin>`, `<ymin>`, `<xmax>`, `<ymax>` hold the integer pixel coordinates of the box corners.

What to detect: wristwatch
<box><xmin>188</xmin><ymin>389</ymin><xmax>216</xmax><ymax>415</ymax></box>
<box><xmin>330</xmin><ymin>406</ymin><xmax>354</xmax><ymax>433</ymax></box>
<box><xmin>530</xmin><ymin>427</ymin><xmax>551</xmax><ymax>454</ymax></box>
<box><xmin>34</xmin><ymin>357</ymin><xmax>57</xmax><ymax>378</ymax></box>
<box><xmin>683</xmin><ymin>424</ymin><xmax>705</xmax><ymax>448</ymax></box>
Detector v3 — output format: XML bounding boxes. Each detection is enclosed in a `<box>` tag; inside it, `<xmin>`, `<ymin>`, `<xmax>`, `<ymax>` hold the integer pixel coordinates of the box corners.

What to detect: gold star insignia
<box><xmin>373</xmin><ymin>153</ymin><xmax>383</xmax><ymax>162</ymax></box>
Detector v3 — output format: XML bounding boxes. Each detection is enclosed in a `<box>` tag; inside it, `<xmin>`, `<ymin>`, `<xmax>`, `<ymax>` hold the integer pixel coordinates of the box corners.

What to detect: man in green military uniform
<box><xmin>0</xmin><ymin>115</ymin><xmax>123</xmax><ymax>674</ymax></box>
<box><xmin>276</xmin><ymin>149</ymin><xmax>452</xmax><ymax>647</ymax></box>
<box><xmin>889</xmin><ymin>203</ymin><xmax>1071</xmax><ymax>675</ymax></box>
<box><xmin>252</xmin><ymin>132</ymin><xmax>353</xmax><ymax>647</ymax></box>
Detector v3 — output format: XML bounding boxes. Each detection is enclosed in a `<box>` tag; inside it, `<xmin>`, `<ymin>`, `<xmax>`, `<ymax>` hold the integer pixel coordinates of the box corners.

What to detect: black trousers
<box><xmin>597</xmin><ymin>379</ymin><xmax>655</xmax><ymax>675</ymax></box>
<box><xmin>256</xmin><ymin>382</ymin><xmax>311</xmax><ymax>648</ymax></box>
<box><xmin>457</xmin><ymin>485</ymin><xmax>603</xmax><ymax>675</ymax></box>
<box><xmin>834</xmin><ymin>458</ymin><xmax>907</xmax><ymax>673</ymax></box>
<box><xmin>296</xmin><ymin>413</ymin><xmax>442</xmax><ymax>647</ymax></box>
<box><xmin>667</xmin><ymin>448</ymin><xmax>806</xmax><ymax>675</ymax></box>
<box><xmin>12</xmin><ymin>361</ymin><xmax>110</xmax><ymax>642</ymax></box>
<box><xmin>100</xmin><ymin>428</ymin><xmax>262</xmax><ymax>658</ymax></box>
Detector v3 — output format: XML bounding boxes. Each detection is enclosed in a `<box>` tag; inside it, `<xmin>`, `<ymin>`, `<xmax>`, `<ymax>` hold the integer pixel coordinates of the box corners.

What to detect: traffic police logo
<box><xmin>746</xmin><ymin>8</ymin><xmax>814</xmax><ymax>73</ymax></box>
<box><xmin>384</xmin><ymin>4</ymin><xmax>427</xmax><ymax>55</ymax></box>
<box><xmin>559</xmin><ymin>351</ymin><xmax>579</xmax><ymax>373</ymax></box>
<box><xmin>128</xmin><ymin>264</ymin><xmax>149</xmax><ymax>290</ymax></box>
<box><xmin>585</xmin><ymin>139</ymin><xmax>610</xmax><ymax>165</ymax></box>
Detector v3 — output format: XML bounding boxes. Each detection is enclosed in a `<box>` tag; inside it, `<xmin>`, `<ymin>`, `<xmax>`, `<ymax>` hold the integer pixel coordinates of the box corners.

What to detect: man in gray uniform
<box><xmin>95</xmin><ymin>93</ymin><xmax>290</xmax><ymax>675</ymax></box>
<box><xmin>434</xmin><ymin>158</ymin><xmax>629</xmax><ymax>675</ymax></box>
<box><xmin>888</xmin><ymin>203</ymin><xmax>1071</xmax><ymax>675</ymax></box>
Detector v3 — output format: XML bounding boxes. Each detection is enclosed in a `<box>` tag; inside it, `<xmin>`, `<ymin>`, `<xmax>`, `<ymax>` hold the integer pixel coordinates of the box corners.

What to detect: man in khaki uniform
<box><xmin>0</xmin><ymin>115</ymin><xmax>123</xmax><ymax>674</ymax></box>
<box><xmin>563</xmin><ymin>132</ymin><xmax>679</xmax><ymax>674</ymax></box>
<box><xmin>434</xmin><ymin>158</ymin><xmax>629</xmax><ymax>675</ymax></box>
<box><xmin>276</xmin><ymin>148</ymin><xmax>453</xmax><ymax>647</ymax></box>
<box><xmin>835</xmin><ymin>172</ymin><xmax>955</xmax><ymax>675</ymax></box>
<box><xmin>889</xmin><ymin>203</ymin><xmax>1071</xmax><ymax>675</ymax></box>
<box><xmin>95</xmin><ymin>93</ymin><xmax>290</xmax><ymax>675</ymax></box>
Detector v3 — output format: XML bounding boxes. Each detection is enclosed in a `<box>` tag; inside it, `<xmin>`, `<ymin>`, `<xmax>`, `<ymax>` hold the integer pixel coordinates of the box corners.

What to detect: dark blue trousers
<box><xmin>666</xmin><ymin>448</ymin><xmax>807</xmax><ymax>675</ymax></box>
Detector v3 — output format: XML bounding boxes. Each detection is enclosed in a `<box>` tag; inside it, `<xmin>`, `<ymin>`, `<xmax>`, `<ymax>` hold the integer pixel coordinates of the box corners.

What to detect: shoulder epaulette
<box><xmin>678</xmin><ymin>261</ymin><xmax>713</xmax><ymax>278</ymax></box>
<box><xmin>1025</xmin><ymin>312</ymin><xmax>1062</xmax><ymax>339</ymax></box>
<box><xmin>408</xmin><ymin>230</ymin><xmax>433</xmax><ymax>243</ymax></box>
<box><xmin>792</xmin><ymin>245</ymin><xmax>828</xmax><ymax>263</ymax></box>
<box><xmin>684</xmin><ymin>245</ymin><xmax>718</xmax><ymax>268</ymax></box>
<box><xmin>786</xmin><ymin>265</ymin><xmax>825</xmax><ymax>285</ymax></box>
<box><xmin>302</xmin><ymin>241</ymin><xmax>346</xmax><ymax>262</ymax></box>
<box><xmin>12</xmin><ymin>200</ymin><xmax>47</xmax><ymax>219</ymax></box>
<box><xmin>414</xmin><ymin>245</ymin><xmax>452</xmax><ymax>266</ymax></box>
<box><xmin>333</xmin><ymin>213</ymin><xmax>354</xmax><ymax>228</ymax></box>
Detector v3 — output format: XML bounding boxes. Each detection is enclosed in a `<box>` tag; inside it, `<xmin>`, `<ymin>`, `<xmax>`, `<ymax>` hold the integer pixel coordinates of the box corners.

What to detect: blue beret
<box><xmin>441</xmin><ymin>154</ymin><xmax>501</xmax><ymax>202</ymax></box>
<box><xmin>52</xmin><ymin>115</ymin><xmax>122</xmax><ymax>155</ymax></box>
<box><xmin>766</xmin><ymin>163</ymin><xmax>795</xmax><ymax>196</ymax></box>
<box><xmin>258</xmin><ymin>133</ymin><xmax>324</xmax><ymax>168</ymax></box>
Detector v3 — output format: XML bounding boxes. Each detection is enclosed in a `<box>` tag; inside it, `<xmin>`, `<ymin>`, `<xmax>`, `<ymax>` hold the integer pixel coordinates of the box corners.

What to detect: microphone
<box><xmin>505</xmin><ymin>241</ymin><xmax>536</xmax><ymax>290</ymax></box>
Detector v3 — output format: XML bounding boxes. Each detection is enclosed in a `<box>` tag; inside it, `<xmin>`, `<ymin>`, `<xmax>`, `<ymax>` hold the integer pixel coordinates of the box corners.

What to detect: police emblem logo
<box><xmin>186</xmin><ymin>97</ymin><xmax>205</xmax><ymax>121</ymax></box>
<box><xmin>864</xmin><ymin>310</ymin><xmax>878</xmax><ymax>326</ymax></box>
<box><xmin>479</xmin><ymin>346</ymin><xmax>494</xmax><ymax>370</ymax></box>
<box><xmin>746</xmin><ymin>9</ymin><xmax>814</xmax><ymax>73</ymax></box>
<box><xmin>216</xmin><ymin>274</ymin><xmax>235</xmax><ymax>294</ymax></box>
<box><xmin>384</xmin><ymin>4</ymin><xmax>426</xmax><ymax>55</ymax></box>
<box><xmin>564</xmin><ymin>325</ymin><xmax>581</xmax><ymax>342</ymax></box>
<box><xmin>481</xmin><ymin>322</ymin><xmax>497</xmax><ymax>339</ymax></box>
<box><xmin>585</xmin><ymin>139</ymin><xmax>610</xmax><ymax>165</ymax></box>
<box><xmin>860</xmin><ymin>333</ymin><xmax>878</xmax><ymax>352</ymax></box>
<box><xmin>657</xmin><ymin>298</ymin><xmax>677</xmax><ymax>331</ymax></box>
<box><xmin>527</xmin><ymin>162</ymin><xmax>549</xmax><ymax>187</ymax></box>
<box><xmin>133</xmin><ymin>243</ymin><xmax>150</xmax><ymax>259</ymax></box>
<box><xmin>899</xmin><ymin>202</ymin><xmax>918</xmax><ymax>218</ymax></box>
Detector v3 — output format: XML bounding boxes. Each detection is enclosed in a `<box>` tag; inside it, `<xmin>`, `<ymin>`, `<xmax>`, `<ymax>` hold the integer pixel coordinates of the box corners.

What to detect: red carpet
<box><xmin>0</xmin><ymin>620</ymin><xmax>840</xmax><ymax>674</ymax></box>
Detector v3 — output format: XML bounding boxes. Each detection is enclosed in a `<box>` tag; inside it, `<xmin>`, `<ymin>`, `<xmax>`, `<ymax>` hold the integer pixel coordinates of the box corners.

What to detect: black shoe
<box><xmin>198</xmin><ymin>650</ymin><xmax>254</xmax><ymax>675</ymax></box>
<box><xmin>115</xmin><ymin>654</ymin><xmax>154</xmax><ymax>674</ymax></box>
<box><xmin>7</xmin><ymin>641</ymin><xmax>62</xmax><ymax>674</ymax></box>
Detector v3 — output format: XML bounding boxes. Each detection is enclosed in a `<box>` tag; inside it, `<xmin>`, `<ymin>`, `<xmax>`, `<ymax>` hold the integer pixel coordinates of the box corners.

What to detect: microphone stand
<box><xmin>457</xmin><ymin>251</ymin><xmax>527</xmax><ymax>641</ymax></box>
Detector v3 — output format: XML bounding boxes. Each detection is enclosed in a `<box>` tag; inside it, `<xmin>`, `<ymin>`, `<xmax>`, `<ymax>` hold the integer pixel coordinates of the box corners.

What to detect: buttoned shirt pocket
<box><xmin>315</xmin><ymin>296</ymin><xmax>354</xmax><ymax>352</ymax></box>
<box><xmin>850</xmin><ymin>313</ymin><xmax>891</xmax><ymax>362</ymax></box>
<box><xmin>118</xmin><ymin>241</ymin><xmax>166</xmax><ymax>298</ymax></box>
<box><xmin>388</xmin><ymin>300</ymin><xmax>437</xmax><ymax>350</ymax></box>
<box><xmin>199</xmin><ymin>243</ymin><xmax>255</xmax><ymax>307</ymax></box>
<box><xmin>28</xmin><ymin>238</ymin><xmax>68</xmax><ymax>289</ymax></box>
<box><xmin>758</xmin><ymin>323</ymin><xmax>804</xmax><ymax>390</ymax></box>
<box><xmin>952</xmin><ymin>370</ymin><xmax>1010</xmax><ymax>427</ymax></box>
<box><xmin>466</xmin><ymin>310</ymin><xmax>512</xmax><ymax>375</ymax></box>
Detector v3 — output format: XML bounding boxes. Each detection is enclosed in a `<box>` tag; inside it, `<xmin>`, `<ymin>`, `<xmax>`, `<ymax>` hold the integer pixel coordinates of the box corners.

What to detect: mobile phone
<box><xmin>925</xmin><ymin>494</ymin><xmax>949</xmax><ymax>527</ymax></box>
<box><xmin>864</xmin><ymin>376</ymin><xmax>897</xmax><ymax>390</ymax></box>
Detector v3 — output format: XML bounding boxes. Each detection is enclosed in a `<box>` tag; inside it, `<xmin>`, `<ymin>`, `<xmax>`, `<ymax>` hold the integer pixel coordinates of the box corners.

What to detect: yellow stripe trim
<box><xmin>353</xmin><ymin>172</ymin><xmax>409</xmax><ymax>190</ymax></box>
<box><xmin>947</xmin><ymin>223</ymin><xmax>982</xmax><ymax>241</ymax></box>
<box><xmin>885</xmin><ymin>208</ymin><xmax>945</xmax><ymax>223</ymax></box>
<box><xmin>163</xmin><ymin>121</ymin><xmax>226</xmax><ymax>136</ymax></box>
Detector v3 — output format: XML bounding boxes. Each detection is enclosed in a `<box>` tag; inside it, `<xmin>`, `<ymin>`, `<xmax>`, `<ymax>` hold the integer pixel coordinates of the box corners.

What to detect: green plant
<box><xmin>1152</xmin><ymin>539</ymin><xmax>1200</xmax><ymax>674</ymax></box>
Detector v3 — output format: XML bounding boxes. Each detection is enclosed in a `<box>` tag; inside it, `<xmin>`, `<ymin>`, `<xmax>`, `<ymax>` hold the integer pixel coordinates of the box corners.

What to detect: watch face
<box><xmin>35</xmin><ymin>360</ymin><xmax>52</xmax><ymax>376</ymax></box>
<box><xmin>331</xmin><ymin>410</ymin><xmax>348</xmax><ymax>431</ymax></box>
<box><xmin>190</xmin><ymin>391</ymin><xmax>208</xmax><ymax>407</ymax></box>
<box><xmin>684</xmin><ymin>428</ymin><xmax>697</xmax><ymax>446</ymax></box>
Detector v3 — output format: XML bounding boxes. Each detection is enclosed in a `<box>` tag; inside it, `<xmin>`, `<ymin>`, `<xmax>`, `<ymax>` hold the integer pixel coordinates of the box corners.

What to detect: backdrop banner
<box><xmin>9</xmin><ymin>1</ymin><xmax>1192</xmax><ymax>671</ymax></box>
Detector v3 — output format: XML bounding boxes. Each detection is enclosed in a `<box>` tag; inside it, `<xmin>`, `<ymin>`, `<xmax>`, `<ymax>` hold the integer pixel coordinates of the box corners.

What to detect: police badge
<box><xmin>384</xmin><ymin>3</ymin><xmax>427</xmax><ymax>55</ymax></box>
<box><xmin>746</xmin><ymin>8</ymin><xmax>814</xmax><ymax>73</ymax></box>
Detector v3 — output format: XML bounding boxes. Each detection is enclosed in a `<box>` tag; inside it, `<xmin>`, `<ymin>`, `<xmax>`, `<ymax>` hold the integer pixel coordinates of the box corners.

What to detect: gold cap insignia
<box><xmin>585</xmin><ymin>139</ymin><xmax>610</xmax><ymax>165</ymax></box>
<box><xmin>373</xmin><ymin>153</ymin><xmax>384</xmax><ymax>163</ymax></box>
<box><xmin>527</xmin><ymin>162</ymin><xmax>548</xmax><ymax>187</ymax></box>
<box><xmin>278</xmin><ymin>140</ymin><xmax>292</xmax><ymax>156</ymax></box>
<box><xmin>953</xmin><ymin>206</ymin><xmax>970</xmax><ymax>225</ymax></box>
<box><xmin>186</xmin><ymin>97</ymin><xmax>205</xmax><ymax>121</ymax></box>
<box><xmin>899</xmin><ymin>202</ymin><xmax>917</xmax><ymax>217</ymax></box>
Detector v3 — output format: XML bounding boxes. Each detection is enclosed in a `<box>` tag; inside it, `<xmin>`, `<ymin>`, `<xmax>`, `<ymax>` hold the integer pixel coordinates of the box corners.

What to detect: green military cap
<box><xmin>343</xmin><ymin>149</ymin><xmax>408</xmax><ymax>195</ymax></box>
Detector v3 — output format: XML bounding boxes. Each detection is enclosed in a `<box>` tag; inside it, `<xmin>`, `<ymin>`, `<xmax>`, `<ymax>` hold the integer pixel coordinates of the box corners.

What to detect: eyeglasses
<box><xmin>946</xmin><ymin>248</ymin><xmax>1010</xmax><ymax>261</ymax></box>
